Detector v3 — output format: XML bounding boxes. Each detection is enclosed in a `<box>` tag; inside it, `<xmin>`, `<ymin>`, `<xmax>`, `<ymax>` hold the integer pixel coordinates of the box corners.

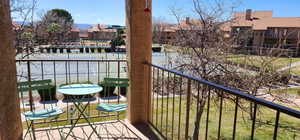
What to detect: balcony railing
<box><xmin>16</xmin><ymin>59</ymin><xmax>300</xmax><ymax>139</ymax></box>
<box><xmin>16</xmin><ymin>59</ymin><xmax>145</xmax><ymax>139</ymax></box>
<box><xmin>147</xmin><ymin>63</ymin><xmax>300</xmax><ymax>140</ymax></box>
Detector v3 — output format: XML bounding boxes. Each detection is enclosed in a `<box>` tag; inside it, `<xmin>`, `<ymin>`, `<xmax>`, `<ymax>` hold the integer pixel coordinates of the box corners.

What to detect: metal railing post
<box><xmin>27</xmin><ymin>60</ymin><xmax>36</xmax><ymax>140</ymax></box>
<box><xmin>185</xmin><ymin>79</ymin><xmax>192</xmax><ymax>139</ymax></box>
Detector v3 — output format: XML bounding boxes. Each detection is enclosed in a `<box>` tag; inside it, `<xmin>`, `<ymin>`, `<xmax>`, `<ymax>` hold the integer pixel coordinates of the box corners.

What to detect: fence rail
<box><xmin>146</xmin><ymin>62</ymin><xmax>300</xmax><ymax>140</ymax></box>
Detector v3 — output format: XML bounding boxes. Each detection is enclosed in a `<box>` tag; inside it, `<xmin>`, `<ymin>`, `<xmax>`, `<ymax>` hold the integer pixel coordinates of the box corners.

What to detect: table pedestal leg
<box><xmin>64</xmin><ymin>97</ymin><xmax>101</xmax><ymax>139</ymax></box>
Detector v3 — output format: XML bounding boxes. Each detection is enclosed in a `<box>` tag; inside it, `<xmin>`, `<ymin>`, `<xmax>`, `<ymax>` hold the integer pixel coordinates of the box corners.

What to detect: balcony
<box><xmin>1</xmin><ymin>0</ymin><xmax>300</xmax><ymax>139</ymax></box>
<box><xmin>17</xmin><ymin>59</ymin><xmax>157</xmax><ymax>140</ymax></box>
<box><xmin>17</xmin><ymin>59</ymin><xmax>300</xmax><ymax>140</ymax></box>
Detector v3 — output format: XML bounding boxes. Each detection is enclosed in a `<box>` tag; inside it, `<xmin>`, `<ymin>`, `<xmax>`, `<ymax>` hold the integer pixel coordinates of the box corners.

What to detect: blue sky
<box><xmin>32</xmin><ymin>0</ymin><xmax>300</xmax><ymax>25</ymax></box>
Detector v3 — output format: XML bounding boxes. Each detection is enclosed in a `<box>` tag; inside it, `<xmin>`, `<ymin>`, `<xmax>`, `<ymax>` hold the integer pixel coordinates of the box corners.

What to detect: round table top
<box><xmin>57</xmin><ymin>84</ymin><xmax>103</xmax><ymax>96</ymax></box>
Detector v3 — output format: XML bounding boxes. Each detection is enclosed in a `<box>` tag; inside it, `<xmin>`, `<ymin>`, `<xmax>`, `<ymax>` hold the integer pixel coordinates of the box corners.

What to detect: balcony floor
<box><xmin>23</xmin><ymin>120</ymin><xmax>158</xmax><ymax>140</ymax></box>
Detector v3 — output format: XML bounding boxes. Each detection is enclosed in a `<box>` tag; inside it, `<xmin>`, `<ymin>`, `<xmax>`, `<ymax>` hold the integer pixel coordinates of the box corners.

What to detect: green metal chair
<box><xmin>18</xmin><ymin>79</ymin><xmax>64</xmax><ymax>140</ymax></box>
<box><xmin>96</xmin><ymin>78</ymin><xmax>129</xmax><ymax>138</ymax></box>
<box><xmin>96</xmin><ymin>78</ymin><xmax>129</xmax><ymax>137</ymax></box>
<box><xmin>97</xmin><ymin>78</ymin><xmax>129</xmax><ymax>111</ymax></box>
<box><xmin>96</xmin><ymin>103</ymin><xmax>127</xmax><ymax>112</ymax></box>
<box><xmin>98</xmin><ymin>78</ymin><xmax>129</xmax><ymax>97</ymax></box>
<box><xmin>103</xmin><ymin>78</ymin><xmax>129</xmax><ymax>96</ymax></box>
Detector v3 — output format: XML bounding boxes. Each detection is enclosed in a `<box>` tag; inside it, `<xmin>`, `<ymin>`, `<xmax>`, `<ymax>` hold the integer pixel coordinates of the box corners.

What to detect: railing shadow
<box><xmin>100</xmin><ymin>95</ymin><xmax>121</xmax><ymax>101</ymax></box>
<box><xmin>39</xmin><ymin>100</ymin><xmax>59</xmax><ymax>104</ymax></box>
<box><xmin>62</xmin><ymin>97</ymin><xmax>97</xmax><ymax>103</ymax></box>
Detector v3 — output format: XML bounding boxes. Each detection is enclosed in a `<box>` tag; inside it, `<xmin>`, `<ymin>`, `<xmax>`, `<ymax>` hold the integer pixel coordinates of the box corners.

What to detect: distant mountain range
<box><xmin>74</xmin><ymin>24</ymin><xmax>92</xmax><ymax>30</ymax></box>
<box><xmin>13</xmin><ymin>22</ymin><xmax>124</xmax><ymax>30</ymax></box>
<box><xmin>75</xmin><ymin>24</ymin><xmax>126</xmax><ymax>30</ymax></box>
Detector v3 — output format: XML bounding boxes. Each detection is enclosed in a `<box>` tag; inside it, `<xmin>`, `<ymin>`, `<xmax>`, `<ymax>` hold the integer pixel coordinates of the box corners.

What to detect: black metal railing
<box><xmin>16</xmin><ymin>59</ymin><xmax>128</xmax><ymax>135</ymax></box>
<box><xmin>146</xmin><ymin>63</ymin><xmax>300</xmax><ymax>140</ymax></box>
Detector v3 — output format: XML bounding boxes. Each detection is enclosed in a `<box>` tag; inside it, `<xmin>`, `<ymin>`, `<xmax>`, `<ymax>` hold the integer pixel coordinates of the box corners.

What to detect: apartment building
<box><xmin>87</xmin><ymin>24</ymin><xmax>117</xmax><ymax>41</ymax></box>
<box><xmin>68</xmin><ymin>26</ymin><xmax>80</xmax><ymax>41</ymax></box>
<box><xmin>156</xmin><ymin>10</ymin><xmax>300</xmax><ymax>52</ymax></box>
<box><xmin>229</xmin><ymin>10</ymin><xmax>300</xmax><ymax>50</ymax></box>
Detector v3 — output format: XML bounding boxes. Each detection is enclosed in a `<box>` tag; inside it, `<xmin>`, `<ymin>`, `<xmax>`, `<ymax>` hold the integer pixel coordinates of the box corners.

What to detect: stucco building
<box><xmin>87</xmin><ymin>24</ymin><xmax>117</xmax><ymax>41</ymax></box>
<box><xmin>228</xmin><ymin>10</ymin><xmax>300</xmax><ymax>50</ymax></box>
<box><xmin>68</xmin><ymin>26</ymin><xmax>80</xmax><ymax>41</ymax></box>
<box><xmin>157</xmin><ymin>10</ymin><xmax>300</xmax><ymax>53</ymax></box>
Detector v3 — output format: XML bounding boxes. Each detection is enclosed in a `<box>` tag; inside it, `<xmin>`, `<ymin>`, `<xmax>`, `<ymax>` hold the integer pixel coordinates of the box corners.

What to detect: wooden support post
<box><xmin>126</xmin><ymin>0</ymin><xmax>152</xmax><ymax>124</ymax></box>
<box><xmin>0</xmin><ymin>0</ymin><xmax>23</xmax><ymax>139</ymax></box>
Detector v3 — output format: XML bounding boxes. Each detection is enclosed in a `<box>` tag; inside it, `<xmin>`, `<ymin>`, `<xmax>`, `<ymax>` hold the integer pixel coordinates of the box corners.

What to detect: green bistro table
<box><xmin>57</xmin><ymin>84</ymin><xmax>103</xmax><ymax>139</ymax></box>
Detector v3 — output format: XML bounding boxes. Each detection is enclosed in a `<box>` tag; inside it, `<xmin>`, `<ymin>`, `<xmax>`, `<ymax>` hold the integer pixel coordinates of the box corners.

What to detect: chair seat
<box><xmin>24</xmin><ymin>107</ymin><xmax>64</xmax><ymax>120</ymax></box>
<box><xmin>96</xmin><ymin>103</ymin><xmax>127</xmax><ymax>112</ymax></box>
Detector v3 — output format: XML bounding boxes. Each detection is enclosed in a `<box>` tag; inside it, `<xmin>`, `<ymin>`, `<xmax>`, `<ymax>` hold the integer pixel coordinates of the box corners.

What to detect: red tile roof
<box><xmin>87</xmin><ymin>24</ymin><xmax>117</xmax><ymax>32</ymax></box>
<box><xmin>230</xmin><ymin>11</ymin><xmax>300</xmax><ymax>30</ymax></box>
<box><xmin>71</xmin><ymin>26</ymin><xmax>80</xmax><ymax>32</ymax></box>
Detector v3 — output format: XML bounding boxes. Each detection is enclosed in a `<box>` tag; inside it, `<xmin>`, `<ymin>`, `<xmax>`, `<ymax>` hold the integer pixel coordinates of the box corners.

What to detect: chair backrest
<box><xmin>103</xmin><ymin>78</ymin><xmax>129</xmax><ymax>87</ymax></box>
<box><xmin>18</xmin><ymin>79</ymin><xmax>53</xmax><ymax>92</ymax></box>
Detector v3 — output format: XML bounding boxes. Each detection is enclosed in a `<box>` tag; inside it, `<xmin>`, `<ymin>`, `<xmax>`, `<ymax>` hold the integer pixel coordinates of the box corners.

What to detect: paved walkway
<box><xmin>258</xmin><ymin>86</ymin><xmax>300</xmax><ymax>106</ymax></box>
<box><xmin>277</xmin><ymin>61</ymin><xmax>300</xmax><ymax>72</ymax></box>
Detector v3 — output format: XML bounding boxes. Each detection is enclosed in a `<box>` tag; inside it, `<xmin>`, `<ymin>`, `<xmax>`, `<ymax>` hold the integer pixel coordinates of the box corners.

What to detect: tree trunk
<box><xmin>0</xmin><ymin>0</ymin><xmax>23</xmax><ymax>139</ymax></box>
<box><xmin>192</xmin><ymin>100</ymin><xmax>206</xmax><ymax>140</ymax></box>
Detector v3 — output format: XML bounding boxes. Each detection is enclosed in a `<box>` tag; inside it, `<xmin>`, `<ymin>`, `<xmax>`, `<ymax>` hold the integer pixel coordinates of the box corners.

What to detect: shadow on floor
<box><xmin>132</xmin><ymin>123</ymin><xmax>161</xmax><ymax>140</ymax></box>
<box><xmin>23</xmin><ymin>120</ymin><xmax>160</xmax><ymax>140</ymax></box>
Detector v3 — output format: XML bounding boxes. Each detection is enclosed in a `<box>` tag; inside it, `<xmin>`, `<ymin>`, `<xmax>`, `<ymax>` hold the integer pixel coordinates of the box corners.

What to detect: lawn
<box><xmin>227</xmin><ymin>54</ymin><xmax>300</xmax><ymax>70</ymax></box>
<box><xmin>151</xmin><ymin>96</ymin><xmax>300</xmax><ymax>140</ymax></box>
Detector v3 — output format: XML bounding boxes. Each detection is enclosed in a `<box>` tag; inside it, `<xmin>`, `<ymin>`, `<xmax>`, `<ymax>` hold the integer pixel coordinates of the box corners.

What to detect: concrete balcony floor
<box><xmin>23</xmin><ymin>120</ymin><xmax>159</xmax><ymax>140</ymax></box>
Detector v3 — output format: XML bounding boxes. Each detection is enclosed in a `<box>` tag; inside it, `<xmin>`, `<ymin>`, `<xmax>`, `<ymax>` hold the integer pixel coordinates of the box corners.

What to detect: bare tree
<box><xmin>10</xmin><ymin>0</ymin><xmax>38</xmax><ymax>57</ymax></box>
<box><xmin>11</xmin><ymin>5</ymin><xmax>74</xmax><ymax>58</ymax></box>
<box><xmin>169</xmin><ymin>1</ymin><xmax>240</xmax><ymax>138</ymax></box>
<box><xmin>36</xmin><ymin>9</ymin><xmax>74</xmax><ymax>44</ymax></box>
<box><xmin>152</xmin><ymin>17</ymin><xmax>168</xmax><ymax>44</ymax></box>
<box><xmin>168</xmin><ymin>0</ymin><xmax>297</xmax><ymax>139</ymax></box>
